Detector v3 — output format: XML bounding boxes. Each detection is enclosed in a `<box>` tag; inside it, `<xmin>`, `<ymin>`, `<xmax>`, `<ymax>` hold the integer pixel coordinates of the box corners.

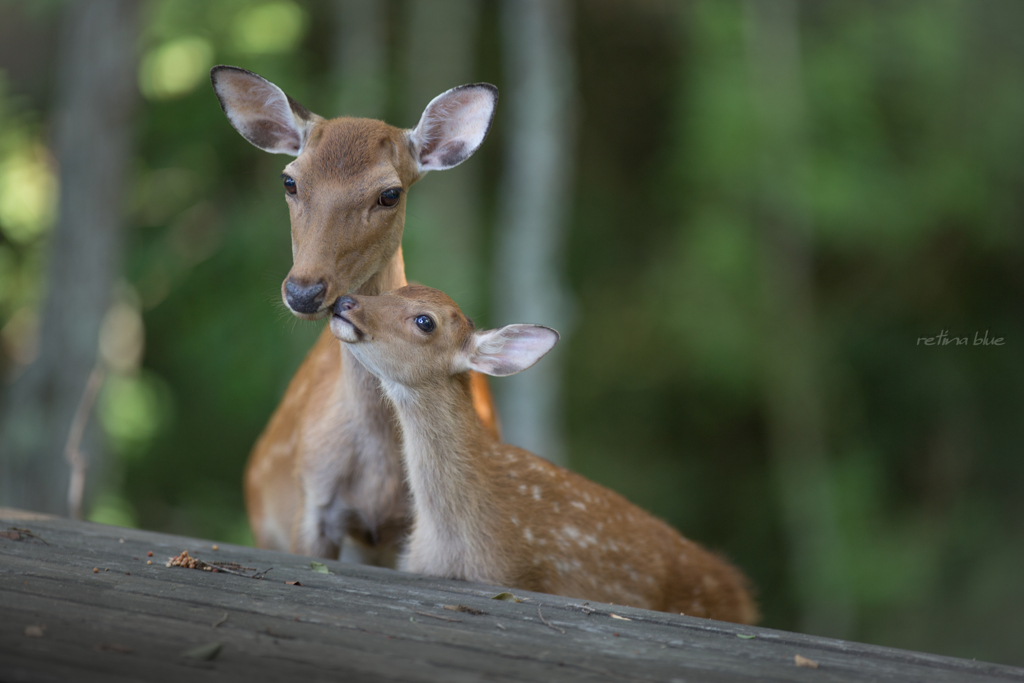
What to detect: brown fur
<box><xmin>336</xmin><ymin>286</ymin><xmax>758</xmax><ymax>623</ymax></box>
<box><xmin>241</xmin><ymin>114</ymin><xmax>499</xmax><ymax>559</ymax></box>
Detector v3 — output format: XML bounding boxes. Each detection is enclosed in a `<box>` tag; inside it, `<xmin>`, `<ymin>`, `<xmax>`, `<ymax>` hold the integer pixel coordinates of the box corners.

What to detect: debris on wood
<box><xmin>610</xmin><ymin>613</ymin><xmax>632</xmax><ymax>621</ymax></box>
<box><xmin>310</xmin><ymin>561</ymin><xmax>330</xmax><ymax>574</ymax></box>
<box><xmin>212</xmin><ymin>545</ymin><xmax>219</xmax><ymax>551</ymax></box>
<box><xmin>92</xmin><ymin>567</ymin><xmax>99</xmax><ymax>573</ymax></box>
<box><xmin>285</xmin><ymin>581</ymin><xmax>302</xmax><ymax>586</ymax></box>
<box><xmin>165</xmin><ymin>550</ymin><xmax>269</xmax><ymax>579</ymax></box>
<box><xmin>573</xmin><ymin>602</ymin><xmax>595</xmax><ymax>615</ymax></box>
<box><xmin>166</xmin><ymin>550</ymin><xmax>205</xmax><ymax>570</ymax></box>
<box><xmin>737</xmin><ymin>634</ymin><xmax>756</xmax><ymax>639</ymax></box>
<box><xmin>2</xmin><ymin>527</ymin><xmax>48</xmax><ymax>544</ymax></box>
<box><xmin>95</xmin><ymin>643</ymin><xmax>133</xmax><ymax>654</ymax></box>
<box><xmin>412</xmin><ymin>610</ymin><xmax>462</xmax><ymax>623</ymax></box>
<box><xmin>443</xmin><ymin>604</ymin><xmax>485</xmax><ymax>615</ymax></box>
<box><xmin>212</xmin><ymin>613</ymin><xmax>229</xmax><ymax>629</ymax></box>
<box><xmin>147</xmin><ymin>551</ymin><xmax>153</xmax><ymax>557</ymax></box>
<box><xmin>180</xmin><ymin>641</ymin><xmax>223</xmax><ymax>661</ymax></box>
<box><xmin>495</xmin><ymin>623</ymin><xmax>506</xmax><ymax>631</ymax></box>
<box><xmin>491</xmin><ymin>591</ymin><xmax>522</xmax><ymax>602</ymax></box>
<box><xmin>795</xmin><ymin>654</ymin><xmax>819</xmax><ymax>669</ymax></box>
<box><xmin>24</xmin><ymin>625</ymin><xmax>46</xmax><ymax>638</ymax></box>
<box><xmin>537</xmin><ymin>607</ymin><xmax>565</xmax><ymax>634</ymax></box>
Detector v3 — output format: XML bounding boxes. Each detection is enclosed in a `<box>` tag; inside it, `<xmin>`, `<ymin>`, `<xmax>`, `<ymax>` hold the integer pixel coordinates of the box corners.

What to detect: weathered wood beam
<box><xmin>1</xmin><ymin>510</ymin><xmax>1020</xmax><ymax>682</ymax></box>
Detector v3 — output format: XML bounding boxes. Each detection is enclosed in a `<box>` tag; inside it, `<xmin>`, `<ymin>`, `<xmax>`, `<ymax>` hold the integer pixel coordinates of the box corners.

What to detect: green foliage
<box><xmin>99</xmin><ymin>371</ymin><xmax>175</xmax><ymax>459</ymax></box>
<box><xmin>0</xmin><ymin>74</ymin><xmax>52</xmax><ymax>375</ymax></box>
<box><xmin>569</xmin><ymin>0</ymin><xmax>1024</xmax><ymax>664</ymax></box>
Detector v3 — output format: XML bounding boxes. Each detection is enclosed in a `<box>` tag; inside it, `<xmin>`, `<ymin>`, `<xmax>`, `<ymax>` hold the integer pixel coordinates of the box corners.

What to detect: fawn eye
<box><xmin>378</xmin><ymin>187</ymin><xmax>401</xmax><ymax>207</ymax></box>
<box><xmin>282</xmin><ymin>175</ymin><xmax>297</xmax><ymax>195</ymax></box>
<box><xmin>415</xmin><ymin>315</ymin><xmax>435</xmax><ymax>333</ymax></box>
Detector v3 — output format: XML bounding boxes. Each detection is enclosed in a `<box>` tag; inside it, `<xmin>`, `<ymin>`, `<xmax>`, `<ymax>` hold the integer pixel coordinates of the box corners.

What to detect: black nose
<box><xmin>284</xmin><ymin>279</ymin><xmax>326</xmax><ymax>314</ymax></box>
<box><xmin>334</xmin><ymin>296</ymin><xmax>358</xmax><ymax>313</ymax></box>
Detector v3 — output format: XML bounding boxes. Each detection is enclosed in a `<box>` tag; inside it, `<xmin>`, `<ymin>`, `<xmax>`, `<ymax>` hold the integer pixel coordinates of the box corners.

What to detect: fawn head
<box><xmin>211</xmin><ymin>66</ymin><xmax>498</xmax><ymax>319</ymax></box>
<box><xmin>330</xmin><ymin>285</ymin><xmax>559</xmax><ymax>388</ymax></box>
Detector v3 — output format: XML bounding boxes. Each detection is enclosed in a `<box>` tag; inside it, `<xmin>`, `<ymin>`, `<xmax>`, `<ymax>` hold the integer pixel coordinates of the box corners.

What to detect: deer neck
<box><xmin>382</xmin><ymin>374</ymin><xmax>496</xmax><ymax>558</ymax></box>
<box><xmin>336</xmin><ymin>246</ymin><xmax>407</xmax><ymax>405</ymax></box>
<box><xmin>329</xmin><ymin>248</ymin><xmax>405</xmax><ymax>446</ymax></box>
<box><xmin>357</xmin><ymin>246</ymin><xmax>407</xmax><ymax>297</ymax></box>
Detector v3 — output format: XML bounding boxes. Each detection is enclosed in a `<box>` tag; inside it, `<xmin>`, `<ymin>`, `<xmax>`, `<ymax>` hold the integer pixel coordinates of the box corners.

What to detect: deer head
<box><xmin>211</xmin><ymin>66</ymin><xmax>498</xmax><ymax>319</ymax></box>
<box><xmin>330</xmin><ymin>285</ymin><xmax>558</xmax><ymax>388</ymax></box>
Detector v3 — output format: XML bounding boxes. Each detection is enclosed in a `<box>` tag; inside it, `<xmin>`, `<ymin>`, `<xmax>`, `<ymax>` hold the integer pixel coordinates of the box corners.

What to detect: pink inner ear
<box><xmin>214</xmin><ymin>69</ymin><xmax>307</xmax><ymax>155</ymax></box>
<box><xmin>412</xmin><ymin>86</ymin><xmax>496</xmax><ymax>171</ymax></box>
<box><xmin>470</xmin><ymin>325</ymin><xmax>558</xmax><ymax>377</ymax></box>
<box><xmin>243</xmin><ymin>116</ymin><xmax>302</xmax><ymax>154</ymax></box>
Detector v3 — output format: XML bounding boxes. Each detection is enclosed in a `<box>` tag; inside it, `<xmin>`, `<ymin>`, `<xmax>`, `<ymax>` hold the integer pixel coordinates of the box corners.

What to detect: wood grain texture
<box><xmin>1</xmin><ymin>512</ymin><xmax>1022</xmax><ymax>683</ymax></box>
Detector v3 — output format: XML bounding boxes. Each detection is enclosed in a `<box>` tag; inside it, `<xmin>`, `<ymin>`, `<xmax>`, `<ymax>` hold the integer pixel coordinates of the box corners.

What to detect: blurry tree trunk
<box><xmin>0</xmin><ymin>0</ymin><xmax>138</xmax><ymax>515</ymax></box>
<box><xmin>492</xmin><ymin>0</ymin><xmax>575</xmax><ymax>464</ymax></box>
<box><xmin>744</xmin><ymin>0</ymin><xmax>854</xmax><ymax>637</ymax></box>
<box><xmin>332</xmin><ymin>0</ymin><xmax>388</xmax><ymax>119</ymax></box>
<box><xmin>401</xmin><ymin>0</ymin><xmax>485</xmax><ymax>314</ymax></box>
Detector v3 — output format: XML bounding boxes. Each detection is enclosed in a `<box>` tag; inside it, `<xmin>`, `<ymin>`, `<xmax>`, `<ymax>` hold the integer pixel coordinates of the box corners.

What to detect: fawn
<box><xmin>331</xmin><ymin>285</ymin><xmax>758</xmax><ymax>623</ymax></box>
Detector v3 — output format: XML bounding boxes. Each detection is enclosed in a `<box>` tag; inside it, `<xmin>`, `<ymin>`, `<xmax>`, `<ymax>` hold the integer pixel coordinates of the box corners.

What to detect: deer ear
<box><xmin>408</xmin><ymin>83</ymin><xmax>498</xmax><ymax>173</ymax></box>
<box><xmin>460</xmin><ymin>325</ymin><xmax>559</xmax><ymax>377</ymax></box>
<box><xmin>211</xmin><ymin>65</ymin><xmax>318</xmax><ymax>156</ymax></box>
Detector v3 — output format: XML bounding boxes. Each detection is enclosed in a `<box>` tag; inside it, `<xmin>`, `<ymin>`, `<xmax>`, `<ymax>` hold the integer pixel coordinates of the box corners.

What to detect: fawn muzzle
<box><xmin>330</xmin><ymin>295</ymin><xmax>365</xmax><ymax>342</ymax></box>
<box><xmin>334</xmin><ymin>295</ymin><xmax>359</xmax><ymax>313</ymax></box>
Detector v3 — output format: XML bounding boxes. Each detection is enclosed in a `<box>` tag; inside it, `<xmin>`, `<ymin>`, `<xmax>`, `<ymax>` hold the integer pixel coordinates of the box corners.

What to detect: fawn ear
<box><xmin>460</xmin><ymin>325</ymin><xmax>559</xmax><ymax>377</ymax></box>
<box><xmin>211</xmin><ymin>65</ymin><xmax>318</xmax><ymax>156</ymax></box>
<box><xmin>408</xmin><ymin>83</ymin><xmax>498</xmax><ymax>173</ymax></box>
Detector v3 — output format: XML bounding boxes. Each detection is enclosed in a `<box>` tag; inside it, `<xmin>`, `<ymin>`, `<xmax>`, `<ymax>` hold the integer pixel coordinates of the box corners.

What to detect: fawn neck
<box><xmin>383</xmin><ymin>374</ymin><xmax>496</xmax><ymax>556</ymax></box>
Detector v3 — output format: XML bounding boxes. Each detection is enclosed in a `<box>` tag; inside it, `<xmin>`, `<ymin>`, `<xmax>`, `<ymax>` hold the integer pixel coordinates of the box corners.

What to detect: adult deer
<box><xmin>331</xmin><ymin>285</ymin><xmax>757</xmax><ymax>623</ymax></box>
<box><xmin>211</xmin><ymin>66</ymin><xmax>500</xmax><ymax>562</ymax></box>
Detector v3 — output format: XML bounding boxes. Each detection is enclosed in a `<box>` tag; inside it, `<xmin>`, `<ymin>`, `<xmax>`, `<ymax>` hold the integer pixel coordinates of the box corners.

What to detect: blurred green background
<box><xmin>1</xmin><ymin>0</ymin><xmax>1022</xmax><ymax>666</ymax></box>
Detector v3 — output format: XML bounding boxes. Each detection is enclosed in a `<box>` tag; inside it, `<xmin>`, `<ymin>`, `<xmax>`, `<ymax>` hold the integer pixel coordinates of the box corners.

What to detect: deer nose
<box><xmin>284</xmin><ymin>279</ymin><xmax>326</xmax><ymax>314</ymax></box>
<box><xmin>334</xmin><ymin>296</ymin><xmax>359</xmax><ymax>313</ymax></box>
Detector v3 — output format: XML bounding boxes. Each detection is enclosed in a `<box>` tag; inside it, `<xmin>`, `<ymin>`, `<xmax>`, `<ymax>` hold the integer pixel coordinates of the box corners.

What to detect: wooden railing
<box><xmin>1</xmin><ymin>508</ymin><xmax>1021</xmax><ymax>682</ymax></box>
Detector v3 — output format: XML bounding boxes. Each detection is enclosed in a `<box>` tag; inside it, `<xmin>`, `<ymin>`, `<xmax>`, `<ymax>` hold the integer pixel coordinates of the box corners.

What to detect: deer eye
<box><xmin>415</xmin><ymin>315</ymin><xmax>435</xmax><ymax>333</ymax></box>
<box><xmin>378</xmin><ymin>187</ymin><xmax>401</xmax><ymax>207</ymax></box>
<box><xmin>282</xmin><ymin>175</ymin><xmax>297</xmax><ymax>195</ymax></box>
